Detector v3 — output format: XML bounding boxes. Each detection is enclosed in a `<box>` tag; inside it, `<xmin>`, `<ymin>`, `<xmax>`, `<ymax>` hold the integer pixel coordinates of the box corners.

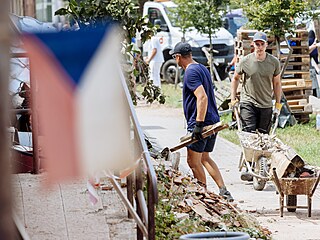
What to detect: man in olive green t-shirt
<box><xmin>230</xmin><ymin>31</ymin><xmax>282</xmax><ymax>133</ymax></box>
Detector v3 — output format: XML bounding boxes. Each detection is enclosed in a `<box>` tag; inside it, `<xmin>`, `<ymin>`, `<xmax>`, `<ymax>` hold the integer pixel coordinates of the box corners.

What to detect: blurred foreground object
<box><xmin>23</xmin><ymin>23</ymin><xmax>136</xmax><ymax>183</ymax></box>
<box><xmin>0</xmin><ymin>6</ymin><xmax>15</xmax><ymax>240</ymax></box>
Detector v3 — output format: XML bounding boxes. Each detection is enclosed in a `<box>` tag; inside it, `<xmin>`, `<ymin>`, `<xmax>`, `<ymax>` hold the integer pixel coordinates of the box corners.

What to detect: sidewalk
<box><xmin>13</xmin><ymin>174</ymin><xmax>136</xmax><ymax>239</ymax></box>
<box><xmin>136</xmin><ymin>104</ymin><xmax>320</xmax><ymax>240</ymax></box>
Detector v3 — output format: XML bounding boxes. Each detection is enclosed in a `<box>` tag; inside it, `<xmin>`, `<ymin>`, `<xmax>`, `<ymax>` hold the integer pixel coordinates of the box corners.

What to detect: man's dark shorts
<box><xmin>187</xmin><ymin>132</ymin><xmax>217</xmax><ymax>153</ymax></box>
<box><xmin>240</xmin><ymin>102</ymin><xmax>272</xmax><ymax>134</ymax></box>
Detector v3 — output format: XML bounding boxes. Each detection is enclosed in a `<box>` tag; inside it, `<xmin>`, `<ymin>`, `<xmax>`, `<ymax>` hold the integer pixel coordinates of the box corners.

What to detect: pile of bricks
<box><xmin>235</xmin><ymin>29</ymin><xmax>313</xmax><ymax>123</ymax></box>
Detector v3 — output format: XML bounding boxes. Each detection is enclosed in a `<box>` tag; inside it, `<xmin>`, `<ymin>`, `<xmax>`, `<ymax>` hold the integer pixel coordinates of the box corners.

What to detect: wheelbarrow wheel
<box><xmin>286</xmin><ymin>195</ymin><xmax>297</xmax><ymax>212</ymax></box>
<box><xmin>253</xmin><ymin>156</ymin><xmax>268</xmax><ymax>191</ymax></box>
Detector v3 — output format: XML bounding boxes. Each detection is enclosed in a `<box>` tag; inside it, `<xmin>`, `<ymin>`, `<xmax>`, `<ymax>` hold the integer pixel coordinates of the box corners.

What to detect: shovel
<box><xmin>161</xmin><ymin>122</ymin><xmax>229</xmax><ymax>169</ymax></box>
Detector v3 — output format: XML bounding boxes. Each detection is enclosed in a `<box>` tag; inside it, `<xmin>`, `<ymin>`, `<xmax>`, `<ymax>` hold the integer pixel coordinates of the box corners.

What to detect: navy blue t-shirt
<box><xmin>183</xmin><ymin>63</ymin><xmax>220</xmax><ymax>131</ymax></box>
<box><xmin>309</xmin><ymin>37</ymin><xmax>319</xmax><ymax>64</ymax></box>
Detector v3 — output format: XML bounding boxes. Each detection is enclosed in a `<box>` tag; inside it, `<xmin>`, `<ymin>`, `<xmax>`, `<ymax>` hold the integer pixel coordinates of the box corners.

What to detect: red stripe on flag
<box><xmin>23</xmin><ymin>35</ymin><xmax>81</xmax><ymax>184</ymax></box>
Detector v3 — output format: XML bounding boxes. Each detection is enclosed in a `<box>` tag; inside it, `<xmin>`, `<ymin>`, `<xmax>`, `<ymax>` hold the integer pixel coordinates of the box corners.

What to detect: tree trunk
<box><xmin>138</xmin><ymin>0</ymin><xmax>148</xmax><ymax>15</ymax></box>
<box><xmin>0</xmin><ymin>5</ymin><xmax>15</xmax><ymax>240</ymax></box>
<box><xmin>209</xmin><ymin>34</ymin><xmax>215</xmax><ymax>84</ymax></box>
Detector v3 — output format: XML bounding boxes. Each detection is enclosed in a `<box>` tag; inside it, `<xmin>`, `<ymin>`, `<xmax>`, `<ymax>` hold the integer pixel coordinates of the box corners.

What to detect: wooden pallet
<box><xmin>215</xmin><ymin>81</ymin><xmax>231</xmax><ymax>110</ymax></box>
<box><xmin>236</xmin><ymin>29</ymin><xmax>257</xmax><ymax>41</ymax></box>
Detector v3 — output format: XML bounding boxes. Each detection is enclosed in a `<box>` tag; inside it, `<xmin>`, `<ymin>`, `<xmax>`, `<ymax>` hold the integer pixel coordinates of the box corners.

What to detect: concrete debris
<box><xmin>157</xmin><ymin>165</ymin><xmax>271</xmax><ymax>235</ymax></box>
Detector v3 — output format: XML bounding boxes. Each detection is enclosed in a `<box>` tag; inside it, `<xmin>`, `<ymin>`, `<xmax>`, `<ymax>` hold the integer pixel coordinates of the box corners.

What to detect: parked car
<box><xmin>223</xmin><ymin>8</ymin><xmax>248</xmax><ymax>38</ymax></box>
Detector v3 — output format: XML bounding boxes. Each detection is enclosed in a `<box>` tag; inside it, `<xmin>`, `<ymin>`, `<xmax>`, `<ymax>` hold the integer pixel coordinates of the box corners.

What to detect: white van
<box><xmin>143</xmin><ymin>0</ymin><xmax>235</xmax><ymax>83</ymax></box>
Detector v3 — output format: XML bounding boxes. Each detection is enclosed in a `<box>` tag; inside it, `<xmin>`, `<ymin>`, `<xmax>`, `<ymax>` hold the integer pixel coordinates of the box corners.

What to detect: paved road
<box><xmin>136</xmin><ymin>104</ymin><xmax>320</xmax><ymax>240</ymax></box>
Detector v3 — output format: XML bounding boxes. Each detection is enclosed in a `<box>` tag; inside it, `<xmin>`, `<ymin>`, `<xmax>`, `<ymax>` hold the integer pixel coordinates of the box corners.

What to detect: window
<box><xmin>148</xmin><ymin>8</ymin><xmax>166</xmax><ymax>26</ymax></box>
<box><xmin>36</xmin><ymin>0</ymin><xmax>52</xmax><ymax>22</ymax></box>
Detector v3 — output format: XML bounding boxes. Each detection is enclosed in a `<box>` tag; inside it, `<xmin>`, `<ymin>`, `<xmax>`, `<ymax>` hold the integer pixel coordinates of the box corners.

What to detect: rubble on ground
<box><xmin>155</xmin><ymin>161</ymin><xmax>272</xmax><ymax>239</ymax></box>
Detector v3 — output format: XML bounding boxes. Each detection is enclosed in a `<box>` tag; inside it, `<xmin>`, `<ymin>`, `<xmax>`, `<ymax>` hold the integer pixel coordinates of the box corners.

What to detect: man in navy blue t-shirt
<box><xmin>170</xmin><ymin>42</ymin><xmax>233</xmax><ymax>201</ymax></box>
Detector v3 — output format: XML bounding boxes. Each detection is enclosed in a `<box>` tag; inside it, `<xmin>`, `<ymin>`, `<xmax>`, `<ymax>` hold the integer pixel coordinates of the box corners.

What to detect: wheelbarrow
<box><xmin>234</xmin><ymin>107</ymin><xmax>287</xmax><ymax>191</ymax></box>
<box><xmin>233</xmin><ymin>106</ymin><xmax>305</xmax><ymax>191</ymax></box>
<box><xmin>272</xmin><ymin>168</ymin><xmax>320</xmax><ymax>217</ymax></box>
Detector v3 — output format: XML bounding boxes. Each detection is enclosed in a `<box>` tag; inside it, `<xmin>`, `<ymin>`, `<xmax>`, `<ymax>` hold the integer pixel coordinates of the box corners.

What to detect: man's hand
<box><xmin>272</xmin><ymin>102</ymin><xmax>282</xmax><ymax>123</ymax></box>
<box><xmin>192</xmin><ymin>121</ymin><xmax>204</xmax><ymax>140</ymax></box>
<box><xmin>229</xmin><ymin>98</ymin><xmax>239</xmax><ymax>110</ymax></box>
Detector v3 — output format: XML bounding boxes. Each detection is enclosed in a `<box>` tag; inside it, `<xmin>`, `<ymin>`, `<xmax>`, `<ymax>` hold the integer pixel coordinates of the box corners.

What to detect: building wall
<box><xmin>36</xmin><ymin>0</ymin><xmax>65</xmax><ymax>23</ymax></box>
<box><xmin>10</xmin><ymin>0</ymin><xmax>36</xmax><ymax>17</ymax></box>
<box><xmin>10</xmin><ymin>0</ymin><xmax>65</xmax><ymax>24</ymax></box>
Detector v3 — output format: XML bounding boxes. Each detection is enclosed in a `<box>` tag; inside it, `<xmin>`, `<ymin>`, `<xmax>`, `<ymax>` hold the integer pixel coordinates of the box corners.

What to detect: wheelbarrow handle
<box><xmin>270</xmin><ymin>116</ymin><xmax>279</xmax><ymax>136</ymax></box>
<box><xmin>272</xmin><ymin>168</ymin><xmax>284</xmax><ymax>197</ymax></box>
<box><xmin>233</xmin><ymin>106</ymin><xmax>242</xmax><ymax>131</ymax></box>
<box><xmin>311</xmin><ymin>171</ymin><xmax>320</xmax><ymax>197</ymax></box>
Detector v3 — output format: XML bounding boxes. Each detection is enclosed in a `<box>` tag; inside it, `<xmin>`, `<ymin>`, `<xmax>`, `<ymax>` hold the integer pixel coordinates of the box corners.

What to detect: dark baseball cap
<box><xmin>253</xmin><ymin>31</ymin><xmax>267</xmax><ymax>42</ymax></box>
<box><xmin>169</xmin><ymin>42</ymin><xmax>192</xmax><ymax>55</ymax></box>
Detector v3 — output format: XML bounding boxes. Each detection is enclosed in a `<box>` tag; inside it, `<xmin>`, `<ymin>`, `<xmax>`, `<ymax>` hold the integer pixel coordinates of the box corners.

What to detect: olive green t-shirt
<box><xmin>235</xmin><ymin>53</ymin><xmax>281</xmax><ymax>108</ymax></box>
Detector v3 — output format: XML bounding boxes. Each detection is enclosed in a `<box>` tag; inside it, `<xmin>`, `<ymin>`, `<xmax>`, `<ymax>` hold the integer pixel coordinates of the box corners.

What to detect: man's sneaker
<box><xmin>219</xmin><ymin>186</ymin><xmax>234</xmax><ymax>202</ymax></box>
<box><xmin>240</xmin><ymin>171</ymin><xmax>253</xmax><ymax>181</ymax></box>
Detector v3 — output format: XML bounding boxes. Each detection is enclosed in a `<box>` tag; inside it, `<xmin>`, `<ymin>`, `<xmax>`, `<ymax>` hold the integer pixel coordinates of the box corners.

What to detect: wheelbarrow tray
<box><xmin>279</xmin><ymin>177</ymin><xmax>319</xmax><ymax>195</ymax></box>
<box><xmin>273</xmin><ymin>169</ymin><xmax>320</xmax><ymax>217</ymax></box>
<box><xmin>237</xmin><ymin>131</ymin><xmax>276</xmax><ymax>162</ymax></box>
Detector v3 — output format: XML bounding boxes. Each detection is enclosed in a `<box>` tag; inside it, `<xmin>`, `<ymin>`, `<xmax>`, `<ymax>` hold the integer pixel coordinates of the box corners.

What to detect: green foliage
<box><xmin>169</xmin><ymin>0</ymin><xmax>194</xmax><ymax>38</ymax></box>
<box><xmin>55</xmin><ymin>0</ymin><xmax>166</xmax><ymax>105</ymax></box>
<box><xmin>174</xmin><ymin>0</ymin><xmax>230</xmax><ymax>42</ymax></box>
<box><xmin>173</xmin><ymin>0</ymin><xmax>229</xmax><ymax>81</ymax></box>
<box><xmin>141</xmin><ymin>80</ymin><xmax>166</xmax><ymax>104</ymax></box>
<box><xmin>55</xmin><ymin>0</ymin><xmax>153</xmax><ymax>42</ymax></box>
<box><xmin>235</xmin><ymin>0</ymin><xmax>320</xmax><ymax>38</ymax></box>
<box><xmin>191</xmin><ymin>0</ymin><xmax>229</xmax><ymax>38</ymax></box>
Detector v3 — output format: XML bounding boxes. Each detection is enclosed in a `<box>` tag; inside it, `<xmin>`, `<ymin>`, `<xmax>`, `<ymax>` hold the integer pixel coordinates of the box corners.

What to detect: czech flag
<box><xmin>22</xmin><ymin>23</ymin><xmax>135</xmax><ymax>183</ymax></box>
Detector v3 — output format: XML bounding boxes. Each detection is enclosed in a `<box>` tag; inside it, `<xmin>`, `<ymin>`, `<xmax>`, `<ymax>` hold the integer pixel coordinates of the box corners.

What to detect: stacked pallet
<box><xmin>235</xmin><ymin>29</ymin><xmax>313</xmax><ymax>123</ymax></box>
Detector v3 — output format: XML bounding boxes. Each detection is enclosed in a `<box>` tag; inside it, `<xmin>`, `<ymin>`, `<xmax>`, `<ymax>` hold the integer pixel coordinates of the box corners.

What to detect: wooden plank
<box><xmin>280</xmin><ymin>54</ymin><xmax>310</xmax><ymax>58</ymax></box>
<box><xmin>287</xmin><ymin>99</ymin><xmax>308</xmax><ymax>105</ymax></box>
<box><xmin>285</xmin><ymin>94</ymin><xmax>307</xmax><ymax>100</ymax></box>
<box><xmin>282</xmin><ymin>79</ymin><xmax>306</xmax><ymax>87</ymax></box>
<box><xmin>283</xmin><ymin>71</ymin><xmax>309</xmax><ymax>76</ymax></box>
<box><xmin>282</xmin><ymin>85</ymin><xmax>312</xmax><ymax>91</ymax></box>
<box><xmin>170</xmin><ymin>123</ymin><xmax>229</xmax><ymax>152</ymax></box>
<box><xmin>289</xmin><ymin>105</ymin><xmax>305</xmax><ymax>110</ymax></box>
<box><xmin>237</xmin><ymin>30</ymin><xmax>257</xmax><ymax>40</ymax></box>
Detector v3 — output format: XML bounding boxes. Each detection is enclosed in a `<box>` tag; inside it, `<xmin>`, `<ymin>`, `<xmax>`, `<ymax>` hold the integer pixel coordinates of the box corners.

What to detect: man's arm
<box><xmin>231</xmin><ymin>71</ymin><xmax>241</xmax><ymax>101</ymax></box>
<box><xmin>146</xmin><ymin>48</ymin><xmax>157</xmax><ymax>65</ymax></box>
<box><xmin>194</xmin><ymin>85</ymin><xmax>208</xmax><ymax>121</ymax></box>
<box><xmin>272</xmin><ymin>74</ymin><xmax>282</xmax><ymax>104</ymax></box>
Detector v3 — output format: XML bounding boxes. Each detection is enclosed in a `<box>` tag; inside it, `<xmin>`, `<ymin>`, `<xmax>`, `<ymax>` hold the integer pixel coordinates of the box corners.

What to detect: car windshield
<box><xmin>165</xmin><ymin>6</ymin><xmax>179</xmax><ymax>27</ymax></box>
<box><xmin>226</xmin><ymin>16</ymin><xmax>248</xmax><ymax>37</ymax></box>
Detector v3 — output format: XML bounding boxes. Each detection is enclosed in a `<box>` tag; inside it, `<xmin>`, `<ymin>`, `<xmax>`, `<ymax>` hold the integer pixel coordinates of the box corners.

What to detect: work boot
<box><xmin>219</xmin><ymin>186</ymin><xmax>234</xmax><ymax>202</ymax></box>
<box><xmin>240</xmin><ymin>171</ymin><xmax>253</xmax><ymax>181</ymax></box>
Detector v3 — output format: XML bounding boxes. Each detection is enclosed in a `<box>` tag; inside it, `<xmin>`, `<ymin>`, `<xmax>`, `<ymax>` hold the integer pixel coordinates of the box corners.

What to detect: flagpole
<box><xmin>0</xmin><ymin>1</ymin><xmax>15</xmax><ymax>238</ymax></box>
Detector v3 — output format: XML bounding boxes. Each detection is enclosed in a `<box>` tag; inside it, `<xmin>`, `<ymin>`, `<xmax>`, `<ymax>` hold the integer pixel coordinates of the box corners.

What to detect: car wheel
<box><xmin>162</xmin><ymin>59</ymin><xmax>181</xmax><ymax>84</ymax></box>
